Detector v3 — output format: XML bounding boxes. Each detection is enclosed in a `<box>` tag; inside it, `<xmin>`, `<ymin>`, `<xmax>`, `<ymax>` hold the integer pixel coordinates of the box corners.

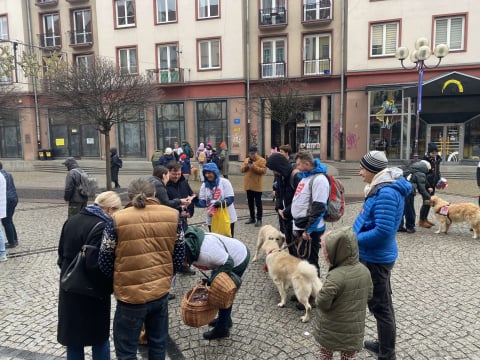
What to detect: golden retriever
<box><xmin>190</xmin><ymin>166</ymin><xmax>200</xmax><ymax>181</ymax></box>
<box><xmin>262</xmin><ymin>238</ymin><xmax>322</xmax><ymax>322</ymax></box>
<box><xmin>427</xmin><ymin>195</ymin><xmax>480</xmax><ymax>239</ymax></box>
<box><xmin>252</xmin><ymin>224</ymin><xmax>285</xmax><ymax>262</ymax></box>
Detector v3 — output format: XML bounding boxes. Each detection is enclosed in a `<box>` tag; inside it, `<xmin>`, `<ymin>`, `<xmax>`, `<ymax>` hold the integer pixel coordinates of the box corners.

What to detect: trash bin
<box><xmin>38</xmin><ymin>149</ymin><xmax>46</xmax><ymax>160</ymax></box>
<box><xmin>44</xmin><ymin>149</ymin><xmax>54</xmax><ymax>160</ymax></box>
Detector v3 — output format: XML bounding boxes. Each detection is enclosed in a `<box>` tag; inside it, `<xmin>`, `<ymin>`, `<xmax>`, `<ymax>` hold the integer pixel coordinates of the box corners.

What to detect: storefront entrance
<box><xmin>427</xmin><ymin>124</ymin><xmax>463</xmax><ymax>162</ymax></box>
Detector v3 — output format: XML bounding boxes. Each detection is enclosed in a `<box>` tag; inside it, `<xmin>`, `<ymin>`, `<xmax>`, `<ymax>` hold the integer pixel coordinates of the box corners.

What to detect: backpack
<box><xmin>210</xmin><ymin>153</ymin><xmax>223</xmax><ymax>170</ymax></box>
<box><xmin>73</xmin><ymin>168</ymin><xmax>98</xmax><ymax>198</ymax></box>
<box><xmin>184</xmin><ymin>144</ymin><xmax>194</xmax><ymax>158</ymax></box>
<box><xmin>198</xmin><ymin>150</ymin><xmax>206</xmax><ymax>163</ymax></box>
<box><xmin>308</xmin><ymin>173</ymin><xmax>345</xmax><ymax>222</ymax></box>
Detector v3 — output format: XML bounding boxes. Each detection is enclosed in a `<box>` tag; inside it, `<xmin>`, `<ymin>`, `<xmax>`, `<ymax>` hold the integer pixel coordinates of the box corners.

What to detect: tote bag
<box><xmin>211</xmin><ymin>203</ymin><xmax>232</xmax><ymax>237</ymax></box>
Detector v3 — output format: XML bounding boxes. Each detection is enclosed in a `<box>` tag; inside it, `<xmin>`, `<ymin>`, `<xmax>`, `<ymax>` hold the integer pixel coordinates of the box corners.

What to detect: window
<box><xmin>42</xmin><ymin>13</ymin><xmax>61</xmax><ymax>47</ymax></box>
<box><xmin>198</xmin><ymin>0</ymin><xmax>219</xmax><ymax>19</ymax></box>
<box><xmin>157</xmin><ymin>0</ymin><xmax>176</xmax><ymax>23</ymax></box>
<box><xmin>158</xmin><ymin>44</ymin><xmax>179</xmax><ymax>83</ymax></box>
<box><xmin>115</xmin><ymin>0</ymin><xmax>135</xmax><ymax>27</ymax></box>
<box><xmin>370</xmin><ymin>21</ymin><xmax>398</xmax><ymax>57</ymax></box>
<box><xmin>434</xmin><ymin>16</ymin><xmax>465</xmax><ymax>51</ymax></box>
<box><xmin>261</xmin><ymin>38</ymin><xmax>286</xmax><ymax>78</ymax></box>
<box><xmin>118</xmin><ymin>47</ymin><xmax>137</xmax><ymax>74</ymax></box>
<box><xmin>156</xmin><ymin>103</ymin><xmax>185</xmax><ymax>150</ymax></box>
<box><xmin>72</xmin><ymin>9</ymin><xmax>92</xmax><ymax>44</ymax></box>
<box><xmin>75</xmin><ymin>54</ymin><xmax>93</xmax><ymax>71</ymax></box>
<box><xmin>0</xmin><ymin>15</ymin><xmax>8</xmax><ymax>40</ymax></box>
<box><xmin>118</xmin><ymin>109</ymin><xmax>146</xmax><ymax>158</ymax></box>
<box><xmin>303</xmin><ymin>0</ymin><xmax>331</xmax><ymax>21</ymax></box>
<box><xmin>196</xmin><ymin>101</ymin><xmax>227</xmax><ymax>148</ymax></box>
<box><xmin>198</xmin><ymin>39</ymin><xmax>220</xmax><ymax>70</ymax></box>
<box><xmin>260</xmin><ymin>0</ymin><xmax>286</xmax><ymax>25</ymax></box>
<box><xmin>304</xmin><ymin>34</ymin><xmax>331</xmax><ymax>75</ymax></box>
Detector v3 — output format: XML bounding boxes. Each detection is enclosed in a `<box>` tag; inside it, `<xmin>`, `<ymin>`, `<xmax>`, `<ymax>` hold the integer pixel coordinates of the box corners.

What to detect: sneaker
<box><xmin>0</xmin><ymin>256</ymin><xmax>7</xmax><ymax>262</ymax></box>
<box><xmin>418</xmin><ymin>220</ymin><xmax>432</xmax><ymax>228</ymax></box>
<box><xmin>5</xmin><ymin>242</ymin><xmax>17</xmax><ymax>249</ymax></box>
<box><xmin>245</xmin><ymin>218</ymin><xmax>255</xmax><ymax>224</ymax></box>
<box><xmin>364</xmin><ymin>340</ymin><xmax>379</xmax><ymax>355</ymax></box>
<box><xmin>208</xmin><ymin>318</ymin><xmax>233</xmax><ymax>328</ymax></box>
<box><xmin>426</xmin><ymin>220</ymin><xmax>436</xmax><ymax>226</ymax></box>
<box><xmin>179</xmin><ymin>265</ymin><xmax>196</xmax><ymax>275</ymax></box>
<box><xmin>203</xmin><ymin>327</ymin><xmax>230</xmax><ymax>340</ymax></box>
<box><xmin>168</xmin><ymin>293</ymin><xmax>176</xmax><ymax>301</ymax></box>
<box><xmin>406</xmin><ymin>228</ymin><xmax>416</xmax><ymax>233</ymax></box>
<box><xmin>397</xmin><ymin>227</ymin><xmax>407</xmax><ymax>232</ymax></box>
<box><xmin>255</xmin><ymin>220</ymin><xmax>262</xmax><ymax>227</ymax></box>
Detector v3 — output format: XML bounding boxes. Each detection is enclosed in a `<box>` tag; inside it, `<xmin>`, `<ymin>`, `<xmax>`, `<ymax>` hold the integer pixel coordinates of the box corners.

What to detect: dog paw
<box><xmin>277</xmin><ymin>303</ymin><xmax>285</xmax><ymax>308</ymax></box>
<box><xmin>300</xmin><ymin>315</ymin><xmax>310</xmax><ymax>323</ymax></box>
<box><xmin>435</xmin><ymin>230</ymin><xmax>441</xmax><ymax>234</ymax></box>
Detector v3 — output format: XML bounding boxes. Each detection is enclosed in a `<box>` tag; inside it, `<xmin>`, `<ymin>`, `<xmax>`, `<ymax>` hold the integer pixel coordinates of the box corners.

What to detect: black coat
<box><xmin>166</xmin><ymin>177</ymin><xmax>195</xmax><ymax>227</ymax></box>
<box><xmin>148</xmin><ymin>176</ymin><xmax>181</xmax><ymax>209</ymax></box>
<box><xmin>110</xmin><ymin>148</ymin><xmax>122</xmax><ymax>183</ymax></box>
<box><xmin>57</xmin><ymin>209</ymin><xmax>112</xmax><ymax>346</ymax></box>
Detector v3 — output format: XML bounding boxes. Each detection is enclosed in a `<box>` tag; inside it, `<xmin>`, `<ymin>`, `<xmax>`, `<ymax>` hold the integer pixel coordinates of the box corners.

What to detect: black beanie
<box><xmin>427</xmin><ymin>143</ymin><xmax>438</xmax><ymax>153</ymax></box>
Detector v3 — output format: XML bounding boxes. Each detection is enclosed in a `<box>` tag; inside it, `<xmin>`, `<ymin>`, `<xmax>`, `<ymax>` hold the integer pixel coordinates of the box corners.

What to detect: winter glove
<box><xmin>214</xmin><ymin>200</ymin><xmax>227</xmax><ymax>208</ymax></box>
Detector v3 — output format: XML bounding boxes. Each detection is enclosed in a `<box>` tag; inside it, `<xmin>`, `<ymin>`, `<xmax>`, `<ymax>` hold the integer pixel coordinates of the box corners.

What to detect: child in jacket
<box><xmin>314</xmin><ymin>227</ymin><xmax>373</xmax><ymax>360</ymax></box>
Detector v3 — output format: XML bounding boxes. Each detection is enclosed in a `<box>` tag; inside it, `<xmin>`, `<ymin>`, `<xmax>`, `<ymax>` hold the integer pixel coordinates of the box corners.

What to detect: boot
<box><xmin>426</xmin><ymin>219</ymin><xmax>436</xmax><ymax>226</ymax></box>
<box><xmin>418</xmin><ymin>219</ymin><xmax>432</xmax><ymax>228</ymax></box>
<box><xmin>203</xmin><ymin>327</ymin><xmax>230</xmax><ymax>340</ymax></box>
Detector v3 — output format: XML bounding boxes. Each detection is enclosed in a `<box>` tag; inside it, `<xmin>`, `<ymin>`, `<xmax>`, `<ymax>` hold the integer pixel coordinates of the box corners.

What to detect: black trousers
<box><xmin>364</xmin><ymin>261</ymin><xmax>396</xmax><ymax>360</ymax></box>
<box><xmin>246</xmin><ymin>190</ymin><xmax>263</xmax><ymax>221</ymax></box>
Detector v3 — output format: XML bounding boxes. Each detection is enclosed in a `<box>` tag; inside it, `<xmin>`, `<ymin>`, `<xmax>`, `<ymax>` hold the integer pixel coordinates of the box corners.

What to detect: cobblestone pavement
<box><xmin>1</xmin><ymin>167</ymin><xmax>480</xmax><ymax>359</ymax></box>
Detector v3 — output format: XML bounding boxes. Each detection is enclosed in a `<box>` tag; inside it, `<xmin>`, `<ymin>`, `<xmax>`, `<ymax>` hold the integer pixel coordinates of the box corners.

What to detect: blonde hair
<box><xmin>94</xmin><ymin>191</ymin><xmax>122</xmax><ymax>210</ymax></box>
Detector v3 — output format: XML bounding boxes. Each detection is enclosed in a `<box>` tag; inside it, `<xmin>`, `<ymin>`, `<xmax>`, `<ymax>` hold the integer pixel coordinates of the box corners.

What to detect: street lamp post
<box><xmin>395</xmin><ymin>38</ymin><xmax>449</xmax><ymax>162</ymax></box>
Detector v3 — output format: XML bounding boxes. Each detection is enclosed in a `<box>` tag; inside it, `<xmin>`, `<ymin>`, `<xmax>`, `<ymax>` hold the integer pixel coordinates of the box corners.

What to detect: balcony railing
<box><xmin>260</xmin><ymin>61</ymin><xmax>286</xmax><ymax>79</ymax></box>
<box><xmin>303</xmin><ymin>0</ymin><xmax>332</xmax><ymax>22</ymax></box>
<box><xmin>259</xmin><ymin>7</ymin><xmax>287</xmax><ymax>26</ymax></box>
<box><xmin>303</xmin><ymin>59</ymin><xmax>331</xmax><ymax>76</ymax></box>
<box><xmin>146</xmin><ymin>68</ymin><xmax>185</xmax><ymax>84</ymax></box>
<box><xmin>35</xmin><ymin>0</ymin><xmax>58</xmax><ymax>6</ymax></box>
<box><xmin>69</xmin><ymin>31</ymin><xmax>93</xmax><ymax>46</ymax></box>
<box><xmin>38</xmin><ymin>33</ymin><xmax>61</xmax><ymax>49</ymax></box>
<box><xmin>66</xmin><ymin>0</ymin><xmax>89</xmax><ymax>3</ymax></box>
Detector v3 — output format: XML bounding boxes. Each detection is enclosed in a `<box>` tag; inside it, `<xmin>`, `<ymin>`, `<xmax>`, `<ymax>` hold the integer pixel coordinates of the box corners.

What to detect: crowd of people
<box><xmin>49</xmin><ymin>139</ymin><xmax>474</xmax><ymax>360</ymax></box>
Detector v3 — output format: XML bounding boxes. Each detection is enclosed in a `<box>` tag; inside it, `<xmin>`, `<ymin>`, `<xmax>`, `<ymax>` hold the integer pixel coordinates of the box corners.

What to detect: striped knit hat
<box><xmin>360</xmin><ymin>151</ymin><xmax>388</xmax><ymax>174</ymax></box>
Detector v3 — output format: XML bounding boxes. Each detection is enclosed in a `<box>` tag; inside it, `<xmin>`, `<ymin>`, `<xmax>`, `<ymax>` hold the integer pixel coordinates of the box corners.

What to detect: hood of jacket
<box><xmin>266</xmin><ymin>153</ymin><xmax>293</xmax><ymax>178</ymax></box>
<box><xmin>184</xmin><ymin>227</ymin><xmax>205</xmax><ymax>265</ymax></box>
<box><xmin>410</xmin><ymin>160</ymin><xmax>429</xmax><ymax>174</ymax></box>
<box><xmin>110</xmin><ymin>147</ymin><xmax>118</xmax><ymax>156</ymax></box>
<box><xmin>367</xmin><ymin>167</ymin><xmax>412</xmax><ymax>199</ymax></box>
<box><xmin>198</xmin><ymin>143</ymin><xmax>205</xmax><ymax>151</ymax></box>
<box><xmin>325</xmin><ymin>226</ymin><xmax>359</xmax><ymax>268</ymax></box>
<box><xmin>202</xmin><ymin>162</ymin><xmax>221</xmax><ymax>188</ymax></box>
<box><xmin>297</xmin><ymin>158</ymin><xmax>328</xmax><ymax>179</ymax></box>
<box><xmin>62</xmin><ymin>157</ymin><xmax>79</xmax><ymax>171</ymax></box>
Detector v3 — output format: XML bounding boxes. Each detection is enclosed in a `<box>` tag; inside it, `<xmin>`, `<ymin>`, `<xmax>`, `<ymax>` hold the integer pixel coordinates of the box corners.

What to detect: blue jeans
<box><xmin>2</xmin><ymin>196</ymin><xmax>18</xmax><ymax>245</ymax></box>
<box><xmin>0</xmin><ymin>228</ymin><xmax>5</xmax><ymax>258</ymax></box>
<box><xmin>66</xmin><ymin>339</ymin><xmax>110</xmax><ymax>360</ymax></box>
<box><xmin>114</xmin><ymin>294</ymin><xmax>169</xmax><ymax>360</ymax></box>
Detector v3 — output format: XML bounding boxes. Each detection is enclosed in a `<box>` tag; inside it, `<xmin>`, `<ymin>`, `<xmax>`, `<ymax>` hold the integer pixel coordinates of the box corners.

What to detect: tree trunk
<box><xmin>105</xmin><ymin>131</ymin><xmax>112</xmax><ymax>191</ymax></box>
<box><xmin>280</xmin><ymin>124</ymin><xmax>286</xmax><ymax>146</ymax></box>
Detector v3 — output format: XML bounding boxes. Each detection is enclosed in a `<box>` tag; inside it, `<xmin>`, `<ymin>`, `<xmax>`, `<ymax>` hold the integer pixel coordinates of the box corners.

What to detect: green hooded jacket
<box><xmin>313</xmin><ymin>226</ymin><xmax>373</xmax><ymax>352</ymax></box>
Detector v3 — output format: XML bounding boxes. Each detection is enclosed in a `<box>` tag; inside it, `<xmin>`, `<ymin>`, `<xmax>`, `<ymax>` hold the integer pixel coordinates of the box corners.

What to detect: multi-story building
<box><xmin>346</xmin><ymin>0</ymin><xmax>480</xmax><ymax>162</ymax></box>
<box><xmin>3</xmin><ymin>1</ymin><xmax>480</xmax><ymax>162</ymax></box>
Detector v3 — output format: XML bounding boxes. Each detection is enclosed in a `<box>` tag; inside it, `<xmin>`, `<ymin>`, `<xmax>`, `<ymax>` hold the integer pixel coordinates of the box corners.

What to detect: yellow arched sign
<box><xmin>441</xmin><ymin>79</ymin><xmax>464</xmax><ymax>94</ymax></box>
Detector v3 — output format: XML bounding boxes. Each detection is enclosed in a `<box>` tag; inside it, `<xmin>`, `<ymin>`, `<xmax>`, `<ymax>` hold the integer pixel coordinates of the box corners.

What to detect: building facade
<box><xmin>2</xmin><ymin>0</ymin><xmax>480</xmax><ymax>162</ymax></box>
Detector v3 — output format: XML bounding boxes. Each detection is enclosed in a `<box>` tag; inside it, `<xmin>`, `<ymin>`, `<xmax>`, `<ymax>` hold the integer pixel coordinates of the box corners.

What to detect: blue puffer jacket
<box><xmin>353</xmin><ymin>167</ymin><xmax>412</xmax><ymax>264</ymax></box>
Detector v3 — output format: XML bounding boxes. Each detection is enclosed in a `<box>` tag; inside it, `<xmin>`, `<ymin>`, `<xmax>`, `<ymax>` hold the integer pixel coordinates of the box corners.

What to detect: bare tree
<box><xmin>46</xmin><ymin>56</ymin><xmax>161</xmax><ymax>190</ymax></box>
<box><xmin>251</xmin><ymin>78</ymin><xmax>310</xmax><ymax>146</ymax></box>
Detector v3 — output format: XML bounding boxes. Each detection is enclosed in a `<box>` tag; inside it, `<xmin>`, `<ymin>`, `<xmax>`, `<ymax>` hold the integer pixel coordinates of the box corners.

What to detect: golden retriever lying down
<box><xmin>262</xmin><ymin>238</ymin><xmax>322</xmax><ymax>322</ymax></box>
<box><xmin>252</xmin><ymin>224</ymin><xmax>285</xmax><ymax>262</ymax></box>
<box><xmin>427</xmin><ymin>195</ymin><xmax>480</xmax><ymax>239</ymax></box>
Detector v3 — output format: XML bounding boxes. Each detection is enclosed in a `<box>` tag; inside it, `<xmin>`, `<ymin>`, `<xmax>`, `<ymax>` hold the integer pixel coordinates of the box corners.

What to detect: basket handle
<box><xmin>187</xmin><ymin>280</ymin><xmax>207</xmax><ymax>303</ymax></box>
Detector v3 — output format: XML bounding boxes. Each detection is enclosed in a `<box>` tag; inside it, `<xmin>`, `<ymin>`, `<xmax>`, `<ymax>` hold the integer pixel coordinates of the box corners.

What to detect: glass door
<box><xmin>427</xmin><ymin>124</ymin><xmax>463</xmax><ymax>162</ymax></box>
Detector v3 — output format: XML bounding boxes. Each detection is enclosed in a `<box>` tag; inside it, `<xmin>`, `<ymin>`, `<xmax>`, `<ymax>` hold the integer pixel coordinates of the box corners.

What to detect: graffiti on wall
<box><xmin>346</xmin><ymin>132</ymin><xmax>359</xmax><ymax>149</ymax></box>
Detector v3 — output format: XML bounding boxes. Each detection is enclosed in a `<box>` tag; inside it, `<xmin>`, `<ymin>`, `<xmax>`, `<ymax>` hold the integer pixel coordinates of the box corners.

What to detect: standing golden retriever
<box><xmin>262</xmin><ymin>238</ymin><xmax>322</xmax><ymax>322</ymax></box>
<box><xmin>252</xmin><ymin>224</ymin><xmax>285</xmax><ymax>262</ymax></box>
<box><xmin>427</xmin><ymin>195</ymin><xmax>480</xmax><ymax>239</ymax></box>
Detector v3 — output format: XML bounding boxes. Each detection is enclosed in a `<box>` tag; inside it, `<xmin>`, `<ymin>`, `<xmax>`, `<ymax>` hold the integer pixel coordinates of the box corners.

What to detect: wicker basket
<box><xmin>180</xmin><ymin>282</ymin><xmax>218</xmax><ymax>327</ymax></box>
<box><xmin>207</xmin><ymin>272</ymin><xmax>238</xmax><ymax>309</ymax></box>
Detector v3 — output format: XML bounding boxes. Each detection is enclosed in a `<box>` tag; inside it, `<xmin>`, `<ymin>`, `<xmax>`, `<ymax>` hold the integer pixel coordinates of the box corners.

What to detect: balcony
<box><xmin>302</xmin><ymin>0</ymin><xmax>332</xmax><ymax>24</ymax></box>
<box><xmin>38</xmin><ymin>33</ymin><xmax>61</xmax><ymax>49</ymax></box>
<box><xmin>35</xmin><ymin>0</ymin><xmax>58</xmax><ymax>7</ymax></box>
<box><xmin>259</xmin><ymin>7</ymin><xmax>287</xmax><ymax>28</ymax></box>
<box><xmin>303</xmin><ymin>58</ymin><xmax>331</xmax><ymax>76</ymax></box>
<box><xmin>69</xmin><ymin>31</ymin><xmax>93</xmax><ymax>47</ymax></box>
<box><xmin>146</xmin><ymin>68</ymin><xmax>185</xmax><ymax>84</ymax></box>
<box><xmin>66</xmin><ymin>0</ymin><xmax>89</xmax><ymax>3</ymax></box>
<box><xmin>260</xmin><ymin>61</ymin><xmax>286</xmax><ymax>79</ymax></box>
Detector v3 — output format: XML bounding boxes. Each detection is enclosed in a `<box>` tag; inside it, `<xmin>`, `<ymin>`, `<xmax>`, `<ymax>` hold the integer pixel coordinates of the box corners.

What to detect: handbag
<box><xmin>60</xmin><ymin>222</ymin><xmax>108</xmax><ymax>299</ymax></box>
<box><xmin>211</xmin><ymin>202</ymin><xmax>232</xmax><ymax>237</ymax></box>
